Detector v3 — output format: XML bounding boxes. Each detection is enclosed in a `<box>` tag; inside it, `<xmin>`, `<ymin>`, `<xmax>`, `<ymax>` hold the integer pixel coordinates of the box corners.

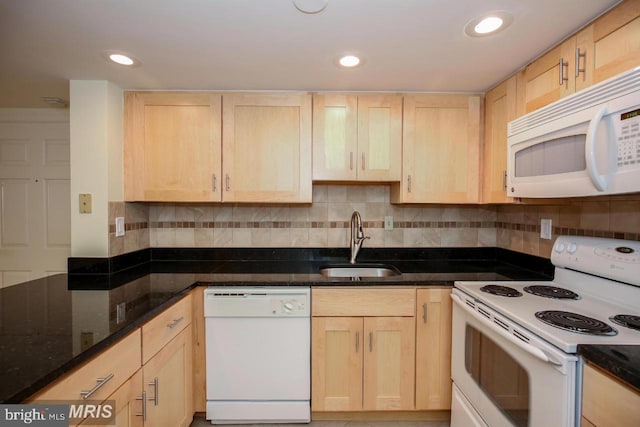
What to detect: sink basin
<box><xmin>319</xmin><ymin>264</ymin><xmax>401</xmax><ymax>278</ymax></box>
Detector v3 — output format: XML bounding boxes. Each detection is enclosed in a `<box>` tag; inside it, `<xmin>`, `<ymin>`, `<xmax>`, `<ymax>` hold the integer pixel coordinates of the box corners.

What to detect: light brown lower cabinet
<box><xmin>415</xmin><ymin>288</ymin><xmax>453</xmax><ymax>410</ymax></box>
<box><xmin>142</xmin><ymin>324</ymin><xmax>193</xmax><ymax>427</ymax></box>
<box><xmin>79</xmin><ymin>370</ymin><xmax>143</xmax><ymax>427</ymax></box>
<box><xmin>312</xmin><ymin>316</ymin><xmax>415</xmax><ymax>411</ymax></box>
<box><xmin>581</xmin><ymin>362</ymin><xmax>640</xmax><ymax>427</ymax></box>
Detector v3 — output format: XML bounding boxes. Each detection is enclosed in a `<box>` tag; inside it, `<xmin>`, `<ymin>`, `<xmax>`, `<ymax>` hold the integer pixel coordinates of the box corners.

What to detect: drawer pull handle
<box><xmin>148</xmin><ymin>377</ymin><xmax>159</xmax><ymax>406</ymax></box>
<box><xmin>80</xmin><ymin>373</ymin><xmax>114</xmax><ymax>399</ymax></box>
<box><xmin>135</xmin><ymin>390</ymin><xmax>147</xmax><ymax>420</ymax></box>
<box><xmin>167</xmin><ymin>316</ymin><xmax>184</xmax><ymax>329</ymax></box>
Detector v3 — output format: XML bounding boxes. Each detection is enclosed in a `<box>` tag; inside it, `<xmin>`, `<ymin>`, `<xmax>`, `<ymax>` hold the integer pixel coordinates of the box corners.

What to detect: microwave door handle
<box><xmin>585</xmin><ymin>106</ymin><xmax>611</xmax><ymax>192</ymax></box>
<box><xmin>451</xmin><ymin>293</ymin><xmax>563</xmax><ymax>366</ymax></box>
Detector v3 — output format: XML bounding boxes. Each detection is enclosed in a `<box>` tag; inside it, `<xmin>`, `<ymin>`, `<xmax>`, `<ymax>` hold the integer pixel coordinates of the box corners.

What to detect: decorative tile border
<box><xmin>496</xmin><ymin>221</ymin><xmax>640</xmax><ymax>241</ymax></box>
<box><xmin>147</xmin><ymin>220</ymin><xmax>498</xmax><ymax>229</ymax></box>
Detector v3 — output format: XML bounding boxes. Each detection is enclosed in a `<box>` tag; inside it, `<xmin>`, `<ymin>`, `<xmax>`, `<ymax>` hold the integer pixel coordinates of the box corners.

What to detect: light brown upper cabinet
<box><xmin>391</xmin><ymin>94</ymin><xmax>481</xmax><ymax>204</ymax></box>
<box><xmin>482</xmin><ymin>76</ymin><xmax>517</xmax><ymax>204</ymax></box>
<box><xmin>124</xmin><ymin>92</ymin><xmax>222</xmax><ymax>202</ymax></box>
<box><xmin>517</xmin><ymin>37</ymin><xmax>579</xmax><ymax>115</ymax></box>
<box><xmin>312</xmin><ymin>94</ymin><xmax>402</xmax><ymax>182</ymax></box>
<box><xmin>223</xmin><ymin>93</ymin><xmax>312</xmax><ymax>203</ymax></box>
<box><xmin>517</xmin><ymin>0</ymin><xmax>640</xmax><ymax>116</ymax></box>
<box><xmin>581</xmin><ymin>0</ymin><xmax>640</xmax><ymax>87</ymax></box>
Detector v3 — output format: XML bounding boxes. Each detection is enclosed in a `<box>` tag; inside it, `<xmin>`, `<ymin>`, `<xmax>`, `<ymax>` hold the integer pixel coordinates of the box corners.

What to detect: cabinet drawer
<box><xmin>142</xmin><ymin>295</ymin><xmax>192</xmax><ymax>364</ymax></box>
<box><xmin>29</xmin><ymin>330</ymin><xmax>141</xmax><ymax>402</ymax></box>
<box><xmin>312</xmin><ymin>288</ymin><xmax>415</xmax><ymax>316</ymax></box>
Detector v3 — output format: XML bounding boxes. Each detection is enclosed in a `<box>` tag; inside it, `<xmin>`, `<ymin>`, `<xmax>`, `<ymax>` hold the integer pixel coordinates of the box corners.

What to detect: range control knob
<box><xmin>555</xmin><ymin>243</ymin><xmax>566</xmax><ymax>253</ymax></box>
<box><xmin>567</xmin><ymin>243</ymin><xmax>578</xmax><ymax>254</ymax></box>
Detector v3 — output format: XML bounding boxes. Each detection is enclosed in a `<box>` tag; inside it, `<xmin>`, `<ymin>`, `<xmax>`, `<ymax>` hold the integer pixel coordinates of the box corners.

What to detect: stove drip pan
<box><xmin>524</xmin><ymin>285</ymin><xmax>580</xmax><ymax>300</ymax></box>
<box><xmin>535</xmin><ymin>310</ymin><xmax>617</xmax><ymax>335</ymax></box>
<box><xmin>610</xmin><ymin>314</ymin><xmax>640</xmax><ymax>331</ymax></box>
<box><xmin>480</xmin><ymin>284</ymin><xmax>522</xmax><ymax>297</ymax></box>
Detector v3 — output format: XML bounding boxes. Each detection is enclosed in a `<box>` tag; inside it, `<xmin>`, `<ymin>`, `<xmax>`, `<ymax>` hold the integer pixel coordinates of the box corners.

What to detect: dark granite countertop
<box><xmin>578</xmin><ymin>345</ymin><xmax>640</xmax><ymax>391</ymax></box>
<box><xmin>1</xmin><ymin>246</ymin><xmax>555</xmax><ymax>403</ymax></box>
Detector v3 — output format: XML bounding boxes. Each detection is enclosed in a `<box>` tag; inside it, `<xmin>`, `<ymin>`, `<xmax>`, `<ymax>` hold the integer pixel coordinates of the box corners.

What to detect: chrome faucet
<box><xmin>349</xmin><ymin>211</ymin><xmax>370</xmax><ymax>264</ymax></box>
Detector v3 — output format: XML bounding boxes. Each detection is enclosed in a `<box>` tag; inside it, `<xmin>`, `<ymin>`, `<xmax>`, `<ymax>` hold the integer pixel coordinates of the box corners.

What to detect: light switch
<box><xmin>79</xmin><ymin>193</ymin><xmax>92</xmax><ymax>213</ymax></box>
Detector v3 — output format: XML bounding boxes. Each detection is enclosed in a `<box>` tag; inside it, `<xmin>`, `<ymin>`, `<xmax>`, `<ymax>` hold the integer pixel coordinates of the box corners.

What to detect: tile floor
<box><xmin>189</xmin><ymin>417</ymin><xmax>450</xmax><ymax>427</ymax></box>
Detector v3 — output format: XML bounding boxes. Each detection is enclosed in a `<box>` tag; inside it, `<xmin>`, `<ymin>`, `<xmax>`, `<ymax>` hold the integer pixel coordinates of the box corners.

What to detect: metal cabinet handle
<box><xmin>502</xmin><ymin>170</ymin><xmax>507</xmax><ymax>191</ymax></box>
<box><xmin>559</xmin><ymin>58</ymin><xmax>568</xmax><ymax>85</ymax></box>
<box><xmin>135</xmin><ymin>390</ymin><xmax>147</xmax><ymax>421</ymax></box>
<box><xmin>408</xmin><ymin>175</ymin><xmax>412</xmax><ymax>193</ymax></box>
<box><xmin>361</xmin><ymin>152</ymin><xmax>365</xmax><ymax>170</ymax></box>
<box><xmin>575</xmin><ymin>48</ymin><xmax>586</xmax><ymax>78</ymax></box>
<box><xmin>80</xmin><ymin>373</ymin><xmax>114</xmax><ymax>399</ymax></box>
<box><xmin>167</xmin><ymin>316</ymin><xmax>184</xmax><ymax>329</ymax></box>
<box><xmin>422</xmin><ymin>303</ymin><xmax>428</xmax><ymax>323</ymax></box>
<box><xmin>350</xmin><ymin>152</ymin><xmax>354</xmax><ymax>170</ymax></box>
<box><xmin>148</xmin><ymin>377</ymin><xmax>159</xmax><ymax>406</ymax></box>
<box><xmin>369</xmin><ymin>332</ymin><xmax>373</xmax><ymax>352</ymax></box>
<box><xmin>225</xmin><ymin>174</ymin><xmax>230</xmax><ymax>191</ymax></box>
<box><xmin>355</xmin><ymin>331</ymin><xmax>359</xmax><ymax>352</ymax></box>
<box><xmin>212</xmin><ymin>174</ymin><xmax>217</xmax><ymax>192</ymax></box>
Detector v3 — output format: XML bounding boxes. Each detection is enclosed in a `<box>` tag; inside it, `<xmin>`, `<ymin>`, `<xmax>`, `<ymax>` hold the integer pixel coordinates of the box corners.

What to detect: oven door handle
<box><xmin>451</xmin><ymin>293</ymin><xmax>563</xmax><ymax>366</ymax></box>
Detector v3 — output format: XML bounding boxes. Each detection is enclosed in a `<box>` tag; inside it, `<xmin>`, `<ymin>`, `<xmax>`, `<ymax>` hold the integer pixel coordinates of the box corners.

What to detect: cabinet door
<box><xmin>415</xmin><ymin>288</ymin><xmax>452</xmax><ymax>410</ymax></box>
<box><xmin>222</xmin><ymin>93</ymin><xmax>312</xmax><ymax>202</ymax></box>
<box><xmin>313</xmin><ymin>94</ymin><xmax>358</xmax><ymax>180</ymax></box>
<box><xmin>311</xmin><ymin>317</ymin><xmax>363</xmax><ymax>411</ymax></box>
<box><xmin>79</xmin><ymin>370</ymin><xmax>143</xmax><ymax>427</ymax></box>
<box><xmin>582</xmin><ymin>363</ymin><xmax>640</xmax><ymax>427</ymax></box>
<box><xmin>363</xmin><ymin>317</ymin><xmax>415</xmax><ymax>410</ymax></box>
<box><xmin>357</xmin><ymin>95</ymin><xmax>402</xmax><ymax>181</ymax></box>
<box><xmin>124</xmin><ymin>92</ymin><xmax>222</xmax><ymax>201</ymax></box>
<box><xmin>517</xmin><ymin>38</ymin><xmax>576</xmax><ymax>115</ymax></box>
<box><xmin>143</xmin><ymin>325</ymin><xmax>193</xmax><ymax>427</ymax></box>
<box><xmin>588</xmin><ymin>0</ymin><xmax>640</xmax><ymax>85</ymax></box>
<box><xmin>394</xmin><ymin>94</ymin><xmax>481</xmax><ymax>203</ymax></box>
<box><xmin>482</xmin><ymin>77</ymin><xmax>517</xmax><ymax>204</ymax></box>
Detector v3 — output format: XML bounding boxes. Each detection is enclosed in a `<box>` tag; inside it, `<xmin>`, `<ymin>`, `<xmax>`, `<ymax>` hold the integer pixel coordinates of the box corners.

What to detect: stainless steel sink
<box><xmin>319</xmin><ymin>264</ymin><xmax>401</xmax><ymax>278</ymax></box>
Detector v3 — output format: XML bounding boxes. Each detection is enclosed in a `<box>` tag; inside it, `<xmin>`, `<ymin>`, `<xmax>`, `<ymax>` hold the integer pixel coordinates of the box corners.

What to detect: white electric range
<box><xmin>451</xmin><ymin>236</ymin><xmax>640</xmax><ymax>427</ymax></box>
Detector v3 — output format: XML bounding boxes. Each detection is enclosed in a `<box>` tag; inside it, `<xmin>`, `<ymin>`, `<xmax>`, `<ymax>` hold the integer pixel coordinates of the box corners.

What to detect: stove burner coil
<box><xmin>480</xmin><ymin>284</ymin><xmax>522</xmax><ymax>297</ymax></box>
<box><xmin>524</xmin><ymin>285</ymin><xmax>580</xmax><ymax>300</ymax></box>
<box><xmin>610</xmin><ymin>314</ymin><xmax>640</xmax><ymax>331</ymax></box>
<box><xmin>535</xmin><ymin>310</ymin><xmax>617</xmax><ymax>335</ymax></box>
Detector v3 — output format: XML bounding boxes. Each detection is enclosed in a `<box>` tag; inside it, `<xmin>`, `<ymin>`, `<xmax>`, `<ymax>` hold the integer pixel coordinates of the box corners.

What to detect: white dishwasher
<box><xmin>204</xmin><ymin>287</ymin><xmax>311</xmax><ymax>424</ymax></box>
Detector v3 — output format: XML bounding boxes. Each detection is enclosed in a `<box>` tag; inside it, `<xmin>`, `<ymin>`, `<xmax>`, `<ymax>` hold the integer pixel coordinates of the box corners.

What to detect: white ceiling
<box><xmin>0</xmin><ymin>0</ymin><xmax>620</xmax><ymax>106</ymax></box>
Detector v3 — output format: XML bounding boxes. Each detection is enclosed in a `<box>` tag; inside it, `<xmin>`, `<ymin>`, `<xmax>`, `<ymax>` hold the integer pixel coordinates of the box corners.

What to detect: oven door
<box><xmin>451</xmin><ymin>290</ymin><xmax>579</xmax><ymax>427</ymax></box>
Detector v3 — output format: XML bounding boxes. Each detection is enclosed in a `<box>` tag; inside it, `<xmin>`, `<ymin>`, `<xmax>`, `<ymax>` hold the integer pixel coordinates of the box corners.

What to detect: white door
<box><xmin>0</xmin><ymin>109</ymin><xmax>70</xmax><ymax>288</ymax></box>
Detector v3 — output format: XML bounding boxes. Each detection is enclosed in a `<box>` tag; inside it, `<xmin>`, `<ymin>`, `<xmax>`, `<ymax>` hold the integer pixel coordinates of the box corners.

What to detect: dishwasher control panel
<box><xmin>204</xmin><ymin>287</ymin><xmax>310</xmax><ymax>317</ymax></box>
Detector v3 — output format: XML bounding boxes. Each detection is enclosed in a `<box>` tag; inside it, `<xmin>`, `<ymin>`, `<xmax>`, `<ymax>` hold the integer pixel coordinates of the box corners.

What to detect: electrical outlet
<box><xmin>384</xmin><ymin>216</ymin><xmax>394</xmax><ymax>230</ymax></box>
<box><xmin>79</xmin><ymin>193</ymin><xmax>92</xmax><ymax>213</ymax></box>
<box><xmin>540</xmin><ymin>219</ymin><xmax>552</xmax><ymax>240</ymax></box>
<box><xmin>116</xmin><ymin>302</ymin><xmax>126</xmax><ymax>324</ymax></box>
<box><xmin>115</xmin><ymin>217</ymin><xmax>125</xmax><ymax>237</ymax></box>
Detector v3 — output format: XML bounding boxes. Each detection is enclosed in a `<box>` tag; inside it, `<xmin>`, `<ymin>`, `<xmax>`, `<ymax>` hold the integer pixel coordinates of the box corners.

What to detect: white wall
<box><xmin>70</xmin><ymin>81</ymin><xmax>123</xmax><ymax>256</ymax></box>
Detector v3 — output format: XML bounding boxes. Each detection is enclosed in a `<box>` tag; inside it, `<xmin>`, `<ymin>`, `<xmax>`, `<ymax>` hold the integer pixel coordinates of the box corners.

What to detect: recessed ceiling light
<box><xmin>464</xmin><ymin>11</ymin><xmax>513</xmax><ymax>37</ymax></box>
<box><xmin>101</xmin><ymin>50</ymin><xmax>141</xmax><ymax>67</ymax></box>
<box><xmin>339</xmin><ymin>55</ymin><xmax>361</xmax><ymax>68</ymax></box>
<box><xmin>109</xmin><ymin>54</ymin><xmax>134</xmax><ymax>65</ymax></box>
<box><xmin>293</xmin><ymin>0</ymin><xmax>328</xmax><ymax>14</ymax></box>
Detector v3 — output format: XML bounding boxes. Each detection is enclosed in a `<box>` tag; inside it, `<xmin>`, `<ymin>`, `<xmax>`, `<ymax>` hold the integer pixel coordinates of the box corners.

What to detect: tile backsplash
<box><xmin>108</xmin><ymin>186</ymin><xmax>640</xmax><ymax>259</ymax></box>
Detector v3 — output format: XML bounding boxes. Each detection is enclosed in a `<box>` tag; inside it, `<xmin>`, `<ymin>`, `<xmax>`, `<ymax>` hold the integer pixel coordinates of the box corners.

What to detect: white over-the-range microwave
<box><xmin>507</xmin><ymin>67</ymin><xmax>640</xmax><ymax>198</ymax></box>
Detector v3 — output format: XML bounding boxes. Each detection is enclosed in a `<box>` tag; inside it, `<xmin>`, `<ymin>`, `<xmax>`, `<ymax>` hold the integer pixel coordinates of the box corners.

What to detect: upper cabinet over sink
<box><xmin>312</xmin><ymin>94</ymin><xmax>402</xmax><ymax>182</ymax></box>
<box><xmin>124</xmin><ymin>92</ymin><xmax>312</xmax><ymax>203</ymax></box>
